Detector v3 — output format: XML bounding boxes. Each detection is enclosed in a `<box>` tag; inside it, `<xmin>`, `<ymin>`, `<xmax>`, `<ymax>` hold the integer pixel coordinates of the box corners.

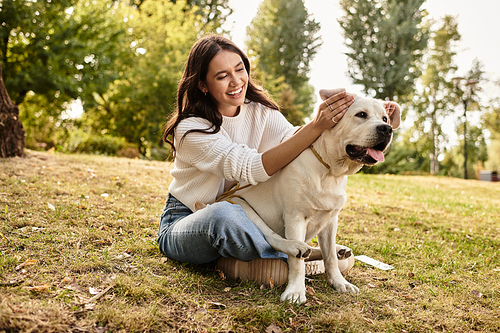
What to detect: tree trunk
<box><xmin>0</xmin><ymin>63</ymin><xmax>25</xmax><ymax>158</ymax></box>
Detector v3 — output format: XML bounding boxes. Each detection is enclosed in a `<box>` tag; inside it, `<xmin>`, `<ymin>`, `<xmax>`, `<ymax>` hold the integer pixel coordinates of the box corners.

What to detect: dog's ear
<box><xmin>319</xmin><ymin>88</ymin><xmax>346</xmax><ymax>101</ymax></box>
<box><xmin>377</xmin><ymin>100</ymin><xmax>401</xmax><ymax>129</ymax></box>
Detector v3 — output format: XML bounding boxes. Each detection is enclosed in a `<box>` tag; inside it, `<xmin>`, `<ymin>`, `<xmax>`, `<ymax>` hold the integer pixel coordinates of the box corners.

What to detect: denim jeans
<box><xmin>157</xmin><ymin>193</ymin><xmax>287</xmax><ymax>264</ymax></box>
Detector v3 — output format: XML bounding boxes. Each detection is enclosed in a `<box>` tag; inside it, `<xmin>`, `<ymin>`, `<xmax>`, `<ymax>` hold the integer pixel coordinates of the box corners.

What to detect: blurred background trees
<box><xmin>246</xmin><ymin>0</ymin><xmax>321</xmax><ymax>125</ymax></box>
<box><xmin>0</xmin><ymin>0</ymin><xmax>498</xmax><ymax>179</ymax></box>
<box><xmin>338</xmin><ymin>0</ymin><xmax>429</xmax><ymax>102</ymax></box>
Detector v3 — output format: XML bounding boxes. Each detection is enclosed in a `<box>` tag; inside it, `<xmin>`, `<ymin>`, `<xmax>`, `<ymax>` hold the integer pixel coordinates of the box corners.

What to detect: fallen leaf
<box><xmin>15</xmin><ymin>259</ymin><xmax>36</xmax><ymax>271</ymax></box>
<box><xmin>216</xmin><ymin>268</ymin><xmax>226</xmax><ymax>281</ymax></box>
<box><xmin>25</xmin><ymin>283</ymin><xmax>50</xmax><ymax>293</ymax></box>
<box><xmin>115</xmin><ymin>252</ymin><xmax>131</xmax><ymax>260</ymax></box>
<box><xmin>84</xmin><ymin>303</ymin><xmax>96</xmax><ymax>310</ymax></box>
<box><xmin>265</xmin><ymin>324</ymin><xmax>283</xmax><ymax>333</ymax></box>
<box><xmin>64</xmin><ymin>278</ymin><xmax>86</xmax><ymax>293</ymax></box>
<box><xmin>306</xmin><ymin>286</ymin><xmax>316</xmax><ymax>296</ymax></box>
<box><xmin>60</xmin><ymin>277</ymin><xmax>72</xmax><ymax>284</ymax></box>
<box><xmin>47</xmin><ymin>203</ymin><xmax>55</xmax><ymax>211</ymax></box>
<box><xmin>471</xmin><ymin>290</ymin><xmax>483</xmax><ymax>298</ymax></box>
<box><xmin>84</xmin><ymin>284</ymin><xmax>115</xmax><ymax>304</ymax></box>
<box><xmin>223</xmin><ymin>287</ymin><xmax>231</xmax><ymax>292</ymax></box>
<box><xmin>207</xmin><ymin>301</ymin><xmax>226</xmax><ymax>310</ymax></box>
<box><xmin>89</xmin><ymin>287</ymin><xmax>102</xmax><ymax>295</ymax></box>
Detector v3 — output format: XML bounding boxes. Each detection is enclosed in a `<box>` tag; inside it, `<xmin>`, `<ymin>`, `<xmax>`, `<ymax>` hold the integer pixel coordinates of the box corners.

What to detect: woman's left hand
<box><xmin>314</xmin><ymin>89</ymin><xmax>354</xmax><ymax>131</ymax></box>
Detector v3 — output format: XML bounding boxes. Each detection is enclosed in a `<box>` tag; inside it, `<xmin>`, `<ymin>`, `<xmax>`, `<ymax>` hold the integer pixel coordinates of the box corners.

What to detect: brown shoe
<box><xmin>216</xmin><ymin>257</ymin><xmax>288</xmax><ymax>287</ymax></box>
<box><xmin>216</xmin><ymin>257</ymin><xmax>329</xmax><ymax>287</ymax></box>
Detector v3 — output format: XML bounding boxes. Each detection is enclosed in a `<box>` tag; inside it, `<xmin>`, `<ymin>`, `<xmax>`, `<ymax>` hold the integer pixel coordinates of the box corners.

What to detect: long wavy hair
<box><xmin>163</xmin><ymin>35</ymin><xmax>279</xmax><ymax>152</ymax></box>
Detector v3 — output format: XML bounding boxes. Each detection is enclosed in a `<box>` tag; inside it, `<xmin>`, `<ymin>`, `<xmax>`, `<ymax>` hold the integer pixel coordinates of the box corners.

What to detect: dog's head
<box><xmin>318</xmin><ymin>89</ymin><xmax>401</xmax><ymax>174</ymax></box>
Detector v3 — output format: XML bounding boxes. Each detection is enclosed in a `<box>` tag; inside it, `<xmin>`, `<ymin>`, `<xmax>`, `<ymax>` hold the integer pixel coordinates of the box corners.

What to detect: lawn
<box><xmin>1</xmin><ymin>150</ymin><xmax>499</xmax><ymax>332</ymax></box>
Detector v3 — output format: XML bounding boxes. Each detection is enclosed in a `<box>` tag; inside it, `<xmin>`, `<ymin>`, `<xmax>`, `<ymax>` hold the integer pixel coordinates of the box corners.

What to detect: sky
<box><xmin>224</xmin><ymin>0</ymin><xmax>500</xmax><ymax>104</ymax></box>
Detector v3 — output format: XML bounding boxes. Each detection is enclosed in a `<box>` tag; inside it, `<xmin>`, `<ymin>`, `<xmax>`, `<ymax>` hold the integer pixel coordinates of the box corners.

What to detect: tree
<box><xmin>338</xmin><ymin>0</ymin><xmax>429</xmax><ymax>101</ymax></box>
<box><xmin>84</xmin><ymin>0</ymin><xmax>202</xmax><ymax>156</ymax></box>
<box><xmin>483</xmin><ymin>89</ymin><xmax>500</xmax><ymax>171</ymax></box>
<box><xmin>0</xmin><ymin>0</ymin><xmax>125</xmax><ymax>106</ymax></box>
<box><xmin>246</xmin><ymin>0</ymin><xmax>321</xmax><ymax>125</ymax></box>
<box><xmin>1</xmin><ymin>0</ymin><xmax>127</xmax><ymax>153</ymax></box>
<box><xmin>0</xmin><ymin>63</ymin><xmax>25</xmax><ymax>157</ymax></box>
<box><xmin>411</xmin><ymin>15</ymin><xmax>461</xmax><ymax>174</ymax></box>
<box><xmin>132</xmin><ymin>0</ymin><xmax>232</xmax><ymax>30</ymax></box>
<box><xmin>440</xmin><ymin>124</ymin><xmax>488</xmax><ymax>179</ymax></box>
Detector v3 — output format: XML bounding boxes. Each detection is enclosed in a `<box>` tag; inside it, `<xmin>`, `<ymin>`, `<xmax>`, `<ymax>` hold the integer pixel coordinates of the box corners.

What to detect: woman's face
<box><xmin>199</xmin><ymin>50</ymin><xmax>248</xmax><ymax>117</ymax></box>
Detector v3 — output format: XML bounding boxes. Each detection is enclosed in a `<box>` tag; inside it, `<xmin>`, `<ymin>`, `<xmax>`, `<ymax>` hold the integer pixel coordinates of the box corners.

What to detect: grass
<box><xmin>1</xmin><ymin>150</ymin><xmax>499</xmax><ymax>332</ymax></box>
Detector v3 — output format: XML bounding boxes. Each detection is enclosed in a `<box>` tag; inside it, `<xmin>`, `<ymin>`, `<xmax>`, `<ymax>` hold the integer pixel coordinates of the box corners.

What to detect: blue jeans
<box><xmin>157</xmin><ymin>194</ymin><xmax>287</xmax><ymax>264</ymax></box>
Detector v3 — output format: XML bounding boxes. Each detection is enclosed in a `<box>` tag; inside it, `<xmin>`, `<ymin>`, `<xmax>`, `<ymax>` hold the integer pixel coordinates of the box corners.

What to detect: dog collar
<box><xmin>310</xmin><ymin>145</ymin><xmax>330</xmax><ymax>169</ymax></box>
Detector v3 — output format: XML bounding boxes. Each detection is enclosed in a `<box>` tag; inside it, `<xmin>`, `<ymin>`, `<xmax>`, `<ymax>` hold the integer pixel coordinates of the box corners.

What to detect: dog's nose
<box><xmin>377</xmin><ymin>124</ymin><xmax>392</xmax><ymax>136</ymax></box>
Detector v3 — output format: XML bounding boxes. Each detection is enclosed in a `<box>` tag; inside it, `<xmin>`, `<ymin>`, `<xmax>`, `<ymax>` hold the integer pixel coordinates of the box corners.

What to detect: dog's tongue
<box><xmin>367</xmin><ymin>148</ymin><xmax>385</xmax><ymax>162</ymax></box>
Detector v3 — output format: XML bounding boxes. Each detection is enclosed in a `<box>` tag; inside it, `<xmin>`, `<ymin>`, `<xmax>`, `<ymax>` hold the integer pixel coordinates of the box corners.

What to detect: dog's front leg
<box><xmin>318</xmin><ymin>216</ymin><xmax>359</xmax><ymax>294</ymax></box>
<box><xmin>280</xmin><ymin>218</ymin><xmax>308</xmax><ymax>304</ymax></box>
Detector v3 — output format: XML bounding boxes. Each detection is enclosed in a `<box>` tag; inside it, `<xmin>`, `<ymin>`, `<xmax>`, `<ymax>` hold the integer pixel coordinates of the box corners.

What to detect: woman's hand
<box><xmin>261</xmin><ymin>88</ymin><xmax>354</xmax><ymax>176</ymax></box>
<box><xmin>313</xmin><ymin>89</ymin><xmax>354</xmax><ymax>132</ymax></box>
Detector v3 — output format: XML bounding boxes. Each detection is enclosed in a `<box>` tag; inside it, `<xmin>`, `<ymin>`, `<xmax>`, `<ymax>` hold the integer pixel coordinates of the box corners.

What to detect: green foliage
<box><xmin>483</xmin><ymin>92</ymin><xmax>500</xmax><ymax>171</ymax></box>
<box><xmin>65</xmin><ymin>130</ymin><xmax>139</xmax><ymax>157</ymax></box>
<box><xmin>439</xmin><ymin>123</ymin><xmax>488</xmax><ymax>179</ymax></box>
<box><xmin>0</xmin><ymin>0</ymin><xmax>125</xmax><ymax>107</ymax></box>
<box><xmin>338</xmin><ymin>0</ymin><xmax>429</xmax><ymax>101</ymax></box>
<box><xmin>87</xmin><ymin>0</ymin><xmax>202</xmax><ymax>156</ymax></box>
<box><xmin>246</xmin><ymin>0</ymin><xmax>321</xmax><ymax>125</ymax></box>
<box><xmin>18</xmin><ymin>92</ymin><xmax>75</xmax><ymax>151</ymax></box>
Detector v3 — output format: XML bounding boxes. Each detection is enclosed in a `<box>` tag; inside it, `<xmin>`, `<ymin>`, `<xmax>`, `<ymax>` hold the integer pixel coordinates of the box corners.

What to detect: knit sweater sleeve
<box><xmin>173</xmin><ymin>117</ymin><xmax>271</xmax><ymax>185</ymax></box>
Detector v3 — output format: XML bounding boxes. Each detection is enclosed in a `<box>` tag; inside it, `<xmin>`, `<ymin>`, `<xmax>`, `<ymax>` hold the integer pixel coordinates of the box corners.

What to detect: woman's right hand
<box><xmin>314</xmin><ymin>88</ymin><xmax>354</xmax><ymax>131</ymax></box>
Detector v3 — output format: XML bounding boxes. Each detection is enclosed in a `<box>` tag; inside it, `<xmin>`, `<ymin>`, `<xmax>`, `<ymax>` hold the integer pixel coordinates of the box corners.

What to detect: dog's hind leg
<box><xmin>306</xmin><ymin>244</ymin><xmax>352</xmax><ymax>261</ymax></box>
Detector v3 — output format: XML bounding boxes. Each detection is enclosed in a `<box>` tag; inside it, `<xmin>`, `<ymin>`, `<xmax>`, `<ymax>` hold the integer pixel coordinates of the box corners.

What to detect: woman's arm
<box><xmin>261</xmin><ymin>90</ymin><xmax>353</xmax><ymax>176</ymax></box>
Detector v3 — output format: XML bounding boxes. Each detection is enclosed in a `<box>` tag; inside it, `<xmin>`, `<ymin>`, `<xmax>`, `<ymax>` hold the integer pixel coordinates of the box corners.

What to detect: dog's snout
<box><xmin>377</xmin><ymin>124</ymin><xmax>392</xmax><ymax>136</ymax></box>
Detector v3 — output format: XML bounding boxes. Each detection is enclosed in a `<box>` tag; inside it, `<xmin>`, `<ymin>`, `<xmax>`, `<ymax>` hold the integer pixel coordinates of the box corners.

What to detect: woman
<box><xmin>158</xmin><ymin>35</ymin><xmax>354</xmax><ymax>283</ymax></box>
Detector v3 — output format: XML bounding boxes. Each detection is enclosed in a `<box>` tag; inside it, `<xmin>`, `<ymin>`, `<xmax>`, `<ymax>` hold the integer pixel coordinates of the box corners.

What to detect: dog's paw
<box><xmin>336</xmin><ymin>244</ymin><xmax>352</xmax><ymax>260</ymax></box>
<box><xmin>270</xmin><ymin>238</ymin><xmax>312</xmax><ymax>259</ymax></box>
<box><xmin>330</xmin><ymin>276</ymin><xmax>359</xmax><ymax>294</ymax></box>
<box><xmin>280</xmin><ymin>286</ymin><xmax>307</xmax><ymax>304</ymax></box>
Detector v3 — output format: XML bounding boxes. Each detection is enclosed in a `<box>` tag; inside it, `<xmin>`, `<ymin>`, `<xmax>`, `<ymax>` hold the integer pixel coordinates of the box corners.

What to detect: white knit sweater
<box><xmin>168</xmin><ymin>101</ymin><xmax>297</xmax><ymax>211</ymax></box>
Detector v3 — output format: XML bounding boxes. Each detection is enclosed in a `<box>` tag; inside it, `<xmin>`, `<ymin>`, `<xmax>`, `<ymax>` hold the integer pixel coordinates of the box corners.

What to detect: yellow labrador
<box><xmin>230</xmin><ymin>89</ymin><xmax>401</xmax><ymax>303</ymax></box>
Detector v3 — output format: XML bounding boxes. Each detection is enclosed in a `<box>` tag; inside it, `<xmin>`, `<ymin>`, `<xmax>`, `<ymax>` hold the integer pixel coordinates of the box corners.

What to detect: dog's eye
<box><xmin>383</xmin><ymin>116</ymin><xmax>388</xmax><ymax>123</ymax></box>
<box><xmin>355</xmin><ymin>111</ymin><xmax>368</xmax><ymax>119</ymax></box>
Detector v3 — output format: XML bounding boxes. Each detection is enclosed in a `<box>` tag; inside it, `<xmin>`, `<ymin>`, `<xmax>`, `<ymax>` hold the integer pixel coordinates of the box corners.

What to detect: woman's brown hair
<box><xmin>162</xmin><ymin>35</ymin><xmax>279</xmax><ymax>152</ymax></box>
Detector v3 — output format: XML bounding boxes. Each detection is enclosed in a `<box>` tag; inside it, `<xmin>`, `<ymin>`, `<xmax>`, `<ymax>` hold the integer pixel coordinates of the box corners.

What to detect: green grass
<box><xmin>1</xmin><ymin>150</ymin><xmax>499</xmax><ymax>332</ymax></box>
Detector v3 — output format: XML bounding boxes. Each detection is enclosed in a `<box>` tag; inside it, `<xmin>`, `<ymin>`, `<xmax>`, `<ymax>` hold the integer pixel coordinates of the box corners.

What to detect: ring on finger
<box><xmin>332</xmin><ymin>117</ymin><xmax>338</xmax><ymax>124</ymax></box>
<box><xmin>327</xmin><ymin>104</ymin><xmax>334</xmax><ymax>112</ymax></box>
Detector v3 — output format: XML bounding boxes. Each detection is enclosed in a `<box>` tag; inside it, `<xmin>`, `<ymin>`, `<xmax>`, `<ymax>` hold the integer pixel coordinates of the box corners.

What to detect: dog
<box><xmin>223</xmin><ymin>89</ymin><xmax>401</xmax><ymax>303</ymax></box>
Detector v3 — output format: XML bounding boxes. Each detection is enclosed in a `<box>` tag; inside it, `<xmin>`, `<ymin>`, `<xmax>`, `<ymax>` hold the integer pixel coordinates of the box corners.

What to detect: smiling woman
<box><xmin>157</xmin><ymin>34</ymin><xmax>353</xmax><ymax>284</ymax></box>
<box><xmin>197</xmin><ymin>50</ymin><xmax>248</xmax><ymax>117</ymax></box>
